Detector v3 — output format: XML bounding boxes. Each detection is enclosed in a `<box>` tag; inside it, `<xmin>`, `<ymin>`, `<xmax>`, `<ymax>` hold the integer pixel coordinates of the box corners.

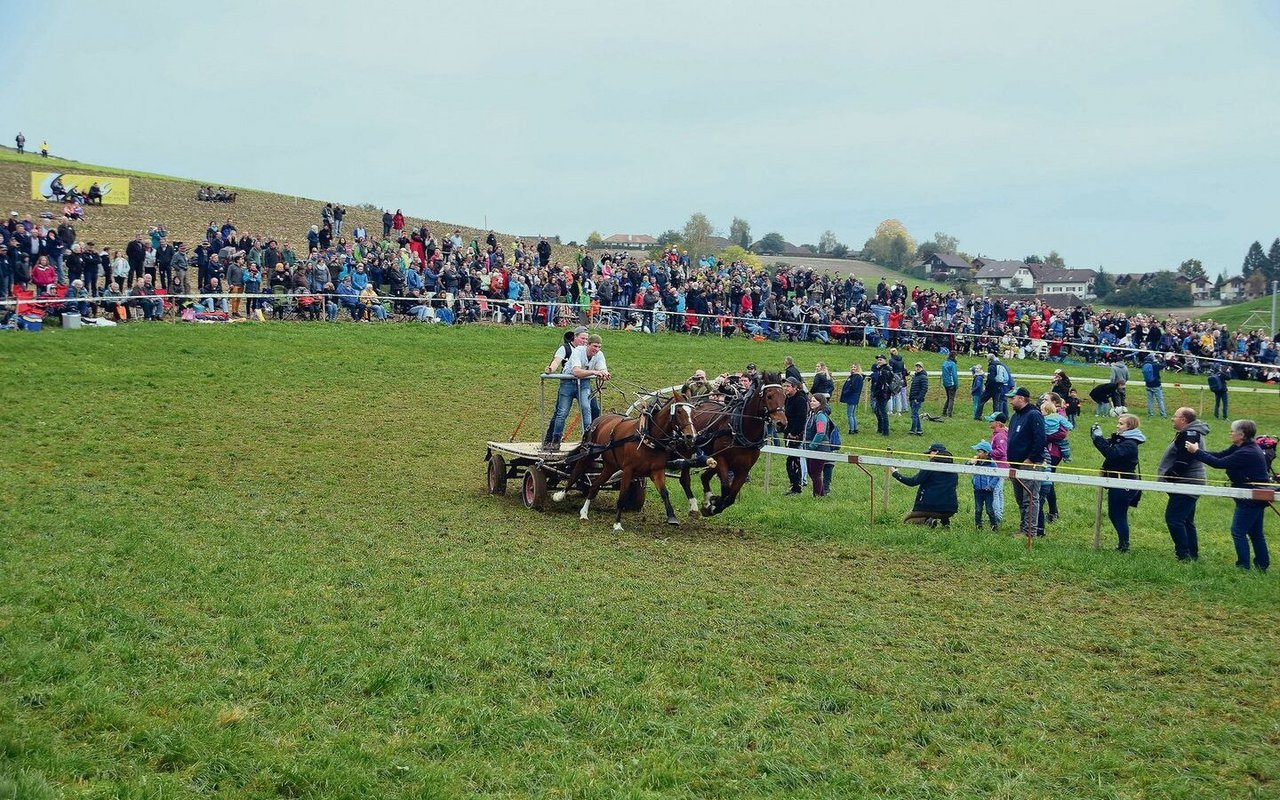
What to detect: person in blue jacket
<box><xmin>1186</xmin><ymin>418</ymin><xmax>1271</xmax><ymax>571</ymax></box>
<box><xmin>941</xmin><ymin>351</ymin><xmax>959</xmax><ymax>417</ymax></box>
<box><xmin>970</xmin><ymin>365</ymin><xmax>986</xmax><ymax>420</ymax></box>
<box><xmin>891</xmin><ymin>443</ymin><xmax>959</xmax><ymax>528</ymax></box>
<box><xmin>839</xmin><ymin>363</ymin><xmax>864</xmax><ymax>435</ymax></box>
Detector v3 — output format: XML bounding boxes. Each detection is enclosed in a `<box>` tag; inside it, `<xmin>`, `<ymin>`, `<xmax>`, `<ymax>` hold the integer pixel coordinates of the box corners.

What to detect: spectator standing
<box><xmin>870</xmin><ymin>354</ymin><xmax>893</xmax><ymax>436</ymax></box>
<box><xmin>1090</xmin><ymin>413</ymin><xmax>1146</xmax><ymax>553</ymax></box>
<box><xmin>969</xmin><ymin>441</ymin><xmax>1001</xmax><ymax>530</ymax></box>
<box><xmin>908</xmin><ymin>361</ymin><xmax>928</xmax><ymax>435</ymax></box>
<box><xmin>381</xmin><ymin>210</ymin><xmax>393</xmax><ymax>238</ymax></box>
<box><xmin>810</xmin><ymin>361</ymin><xmax>834</xmax><ymax>398</ymax></box>
<box><xmin>890</xmin><ymin>443</ymin><xmax>959</xmax><ymax>528</ymax></box>
<box><xmin>782</xmin><ymin>377</ymin><xmax>809</xmax><ymax>495</ymax></box>
<box><xmin>888</xmin><ymin>348</ymin><xmax>908</xmax><ymax>413</ymax></box>
<box><xmin>40</xmin><ymin>140</ymin><xmax>49</xmax><ymax>157</ymax></box>
<box><xmin>392</xmin><ymin>209</ymin><xmax>405</xmax><ymax>234</ymax></box>
<box><xmin>1157</xmin><ymin>407</ymin><xmax>1209</xmax><ymax>561</ymax></box>
<box><xmin>970</xmin><ymin>365</ymin><xmax>986</xmax><ymax>419</ymax></box>
<box><xmin>803</xmin><ymin>393</ymin><xmax>833</xmax><ymax>497</ymax></box>
<box><xmin>1142</xmin><ymin>352</ymin><xmax>1167</xmax><ymax>417</ymax></box>
<box><xmin>1005</xmin><ymin>387</ymin><xmax>1046</xmax><ymax>538</ymax></box>
<box><xmin>1208</xmin><ymin>366</ymin><xmax>1229</xmax><ymax>419</ymax></box>
<box><xmin>1187</xmin><ymin>419</ymin><xmax>1271</xmax><ymax>571</ymax></box>
<box><xmin>940</xmin><ymin>351</ymin><xmax>958</xmax><ymax>417</ymax></box>
<box><xmin>840</xmin><ymin>364</ymin><xmax>864</xmax><ymax>435</ymax></box>
<box><xmin>15</xmin><ymin>132</ymin><xmax>24</xmax><ymax>154</ymax></box>
<box><xmin>783</xmin><ymin>355</ymin><xmax>804</xmax><ymax>388</ymax></box>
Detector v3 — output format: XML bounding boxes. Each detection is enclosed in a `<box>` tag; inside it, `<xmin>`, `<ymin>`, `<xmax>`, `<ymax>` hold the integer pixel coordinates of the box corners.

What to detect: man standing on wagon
<box><xmin>546</xmin><ymin>333</ymin><xmax>609</xmax><ymax>450</ymax></box>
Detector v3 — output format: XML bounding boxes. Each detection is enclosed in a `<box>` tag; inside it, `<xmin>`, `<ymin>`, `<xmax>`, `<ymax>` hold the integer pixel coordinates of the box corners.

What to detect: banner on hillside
<box><xmin>30</xmin><ymin>171</ymin><xmax>130</xmax><ymax>205</ymax></box>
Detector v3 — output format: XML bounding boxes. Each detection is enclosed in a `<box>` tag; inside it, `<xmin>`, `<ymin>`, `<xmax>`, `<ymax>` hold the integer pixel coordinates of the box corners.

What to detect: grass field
<box><xmin>1194</xmin><ymin>295</ymin><xmax>1279</xmax><ymax>330</ymax></box>
<box><xmin>2</xmin><ymin>323</ymin><xmax>1278</xmax><ymax>799</ymax></box>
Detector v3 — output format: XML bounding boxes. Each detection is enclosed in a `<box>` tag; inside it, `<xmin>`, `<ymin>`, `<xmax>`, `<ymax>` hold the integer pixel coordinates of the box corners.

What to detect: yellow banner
<box><xmin>30</xmin><ymin>172</ymin><xmax>130</xmax><ymax>205</ymax></box>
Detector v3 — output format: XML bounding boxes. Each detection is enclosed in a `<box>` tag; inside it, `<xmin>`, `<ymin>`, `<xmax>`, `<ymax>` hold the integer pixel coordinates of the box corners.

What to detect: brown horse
<box><xmin>678</xmin><ymin>371</ymin><xmax>789</xmax><ymax>516</ymax></box>
<box><xmin>553</xmin><ymin>390</ymin><xmax>698</xmax><ymax>530</ymax></box>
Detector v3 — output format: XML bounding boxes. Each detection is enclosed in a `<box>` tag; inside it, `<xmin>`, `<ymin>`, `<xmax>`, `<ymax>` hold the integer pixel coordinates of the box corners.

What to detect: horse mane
<box><xmin>760</xmin><ymin>370</ymin><xmax>783</xmax><ymax>385</ymax></box>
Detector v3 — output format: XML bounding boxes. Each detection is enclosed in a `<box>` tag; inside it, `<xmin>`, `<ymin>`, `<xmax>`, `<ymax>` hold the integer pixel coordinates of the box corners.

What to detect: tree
<box><xmin>719</xmin><ymin>244</ymin><xmax>763</xmax><ymax>272</ymax></box>
<box><xmin>656</xmin><ymin>229</ymin><xmax>682</xmax><ymax>248</ymax></box>
<box><xmin>1242</xmin><ymin>241</ymin><xmax>1267</xmax><ymax>278</ymax></box>
<box><xmin>1267</xmin><ymin>238</ymin><xmax>1280</xmax><ymax>283</ymax></box>
<box><xmin>586</xmin><ymin>231</ymin><xmax>604</xmax><ymax>249</ymax></box>
<box><xmin>1110</xmin><ymin>271</ymin><xmax>1191</xmax><ymax>307</ymax></box>
<box><xmin>931</xmin><ymin>231</ymin><xmax>959</xmax><ymax>255</ymax></box>
<box><xmin>1024</xmin><ymin>254</ymin><xmax>1043</xmax><ymax>264</ymax></box>
<box><xmin>756</xmin><ymin>232</ymin><xmax>787</xmax><ymax>255</ymax></box>
<box><xmin>831</xmin><ymin>243</ymin><xmax>850</xmax><ymax>258</ymax></box>
<box><xmin>862</xmin><ymin>219</ymin><xmax>917</xmax><ymax>269</ymax></box>
<box><xmin>1178</xmin><ymin>258</ymin><xmax>1206</xmax><ymax>281</ymax></box>
<box><xmin>916</xmin><ymin>241</ymin><xmax>941</xmax><ymax>261</ymax></box>
<box><xmin>818</xmin><ymin>230</ymin><xmax>841</xmax><ymax>255</ymax></box>
<box><xmin>729</xmin><ymin>217</ymin><xmax>751</xmax><ymax>250</ymax></box>
<box><xmin>681</xmin><ymin>213</ymin><xmax>717</xmax><ymax>262</ymax></box>
<box><xmin>1094</xmin><ymin>265</ymin><xmax>1115</xmax><ymax>299</ymax></box>
<box><xmin>1045</xmin><ymin>250</ymin><xmax>1065</xmax><ymax>269</ymax></box>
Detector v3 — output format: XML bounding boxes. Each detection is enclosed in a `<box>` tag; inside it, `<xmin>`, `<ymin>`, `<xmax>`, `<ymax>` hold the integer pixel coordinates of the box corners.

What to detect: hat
<box><xmin>875</xmin><ymin>353</ymin><xmax>887</xmax><ymax>360</ymax></box>
<box><xmin>573</xmin><ymin>325</ymin><xmax>588</xmax><ymax>334</ymax></box>
<box><xmin>1053</xmin><ymin>368</ymin><xmax>1063</xmax><ymax>374</ymax></box>
<box><xmin>991</xmin><ymin>412</ymin><xmax>1008</xmax><ymax>424</ymax></box>
<box><xmin>926</xmin><ymin>442</ymin><xmax>951</xmax><ymax>454</ymax></box>
<box><xmin>746</xmin><ymin>363</ymin><xmax>757</xmax><ymax>370</ymax></box>
<box><xmin>971</xmin><ymin>441</ymin><xmax>993</xmax><ymax>453</ymax></box>
<box><xmin>1006</xmin><ymin>386</ymin><xmax>1031</xmax><ymax>399</ymax></box>
<box><xmin>785</xmin><ymin>376</ymin><xmax>803</xmax><ymax>387</ymax></box>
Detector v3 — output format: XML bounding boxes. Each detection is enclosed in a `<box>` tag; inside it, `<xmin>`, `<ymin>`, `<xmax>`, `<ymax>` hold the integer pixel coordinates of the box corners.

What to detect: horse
<box><xmin>552</xmin><ymin>390</ymin><xmax>698</xmax><ymax>531</ymax></box>
<box><xmin>678</xmin><ymin>371</ymin><xmax>789</xmax><ymax>517</ymax></box>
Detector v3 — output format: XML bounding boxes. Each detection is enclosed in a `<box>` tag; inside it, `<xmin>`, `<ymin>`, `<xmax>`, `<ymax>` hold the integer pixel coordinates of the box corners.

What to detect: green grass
<box><xmin>1194</xmin><ymin>295</ymin><xmax>1278</xmax><ymax>331</ymax></box>
<box><xmin>1</xmin><ymin>323</ymin><xmax>1278</xmax><ymax>798</ymax></box>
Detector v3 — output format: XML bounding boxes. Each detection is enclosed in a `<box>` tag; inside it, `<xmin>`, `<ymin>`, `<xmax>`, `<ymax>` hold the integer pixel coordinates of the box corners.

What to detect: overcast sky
<box><xmin>6</xmin><ymin>1</ymin><xmax>1278</xmax><ymax>275</ymax></box>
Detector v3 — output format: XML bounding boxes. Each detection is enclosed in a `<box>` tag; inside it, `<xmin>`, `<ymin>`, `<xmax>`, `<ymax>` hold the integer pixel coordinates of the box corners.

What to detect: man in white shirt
<box><xmin>547</xmin><ymin>334</ymin><xmax>609</xmax><ymax>449</ymax></box>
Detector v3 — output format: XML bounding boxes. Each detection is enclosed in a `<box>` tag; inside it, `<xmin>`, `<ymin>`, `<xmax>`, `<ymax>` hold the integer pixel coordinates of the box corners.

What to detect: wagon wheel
<box><xmin>619</xmin><ymin>478</ymin><xmax>647</xmax><ymax>511</ymax></box>
<box><xmin>487</xmin><ymin>454</ymin><xmax>508</xmax><ymax>495</ymax></box>
<box><xmin>522</xmin><ymin>466</ymin><xmax>548</xmax><ymax>511</ymax></box>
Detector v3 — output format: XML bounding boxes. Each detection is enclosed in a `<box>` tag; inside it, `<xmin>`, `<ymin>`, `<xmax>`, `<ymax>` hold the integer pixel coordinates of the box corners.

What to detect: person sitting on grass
<box><xmin>890</xmin><ymin>443</ymin><xmax>959</xmax><ymax>528</ymax></box>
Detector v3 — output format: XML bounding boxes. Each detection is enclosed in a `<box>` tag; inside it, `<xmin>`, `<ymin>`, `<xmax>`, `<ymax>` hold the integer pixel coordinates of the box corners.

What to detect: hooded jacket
<box><xmin>1157</xmin><ymin>420</ymin><xmax>1210</xmax><ymax>484</ymax></box>
<box><xmin>893</xmin><ymin>452</ymin><xmax>959</xmax><ymax>513</ymax></box>
<box><xmin>1092</xmin><ymin>427</ymin><xmax>1147</xmax><ymax>479</ymax></box>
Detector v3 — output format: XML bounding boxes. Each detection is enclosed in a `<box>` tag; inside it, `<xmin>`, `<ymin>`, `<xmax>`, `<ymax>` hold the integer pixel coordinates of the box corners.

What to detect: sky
<box><xmin>5</xmin><ymin>1</ymin><xmax>1279</xmax><ymax>276</ymax></box>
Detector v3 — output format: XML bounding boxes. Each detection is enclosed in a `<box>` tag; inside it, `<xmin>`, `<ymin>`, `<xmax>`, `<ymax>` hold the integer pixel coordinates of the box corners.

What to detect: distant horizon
<box><xmin>5</xmin><ymin>1</ymin><xmax>1278</xmax><ymax>279</ymax></box>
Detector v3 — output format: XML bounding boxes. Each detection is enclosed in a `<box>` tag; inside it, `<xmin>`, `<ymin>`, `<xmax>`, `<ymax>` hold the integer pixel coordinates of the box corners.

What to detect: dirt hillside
<box><xmin>0</xmin><ymin>148</ymin><xmax>577</xmax><ymax>262</ymax></box>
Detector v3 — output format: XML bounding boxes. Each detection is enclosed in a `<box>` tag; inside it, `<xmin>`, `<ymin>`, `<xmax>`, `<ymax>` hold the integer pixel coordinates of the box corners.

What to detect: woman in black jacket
<box><xmin>1187</xmin><ymin>418</ymin><xmax>1271</xmax><ymax>571</ymax></box>
<box><xmin>1090</xmin><ymin>413</ymin><xmax>1146</xmax><ymax>552</ymax></box>
<box><xmin>891</xmin><ymin>443</ymin><xmax>958</xmax><ymax>528</ymax></box>
<box><xmin>810</xmin><ymin>361</ymin><xmax>835</xmax><ymax>398</ymax></box>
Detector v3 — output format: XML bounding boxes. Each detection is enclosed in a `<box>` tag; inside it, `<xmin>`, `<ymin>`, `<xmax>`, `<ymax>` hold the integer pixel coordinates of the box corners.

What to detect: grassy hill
<box><xmin>1193</xmin><ymin>295</ymin><xmax>1277</xmax><ymax>330</ymax></box>
<box><xmin>0</xmin><ymin>148</ymin><xmax>578</xmax><ymax>262</ymax></box>
<box><xmin>1</xmin><ymin>324</ymin><xmax>1278</xmax><ymax>798</ymax></box>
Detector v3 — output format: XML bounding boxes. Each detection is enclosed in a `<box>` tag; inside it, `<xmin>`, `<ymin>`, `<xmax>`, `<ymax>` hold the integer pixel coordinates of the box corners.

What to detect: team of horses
<box><xmin>553</xmin><ymin>372</ymin><xmax>789</xmax><ymax>530</ymax></box>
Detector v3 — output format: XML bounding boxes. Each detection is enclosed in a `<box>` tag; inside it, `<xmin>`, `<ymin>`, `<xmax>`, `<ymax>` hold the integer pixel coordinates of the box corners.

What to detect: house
<box><xmin>923</xmin><ymin>252</ymin><xmax>971</xmax><ymax>280</ymax></box>
<box><xmin>599</xmin><ymin>233</ymin><xmax>657</xmax><ymax>251</ymax></box>
<box><xmin>1175</xmin><ymin>274</ymin><xmax>1212</xmax><ymax>301</ymax></box>
<box><xmin>1220</xmin><ymin>276</ymin><xmax>1250</xmax><ymax>302</ymax></box>
<box><xmin>1222</xmin><ymin>274</ymin><xmax>1268</xmax><ymax>302</ymax></box>
<box><xmin>1035</xmin><ymin>267</ymin><xmax>1096</xmax><ymax>297</ymax></box>
<box><xmin>973</xmin><ymin>259</ymin><xmax>1036</xmax><ymax>291</ymax></box>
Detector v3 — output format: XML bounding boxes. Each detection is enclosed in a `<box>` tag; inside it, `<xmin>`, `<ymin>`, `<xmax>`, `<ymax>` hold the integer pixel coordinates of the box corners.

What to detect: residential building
<box><xmin>599</xmin><ymin>234</ymin><xmax>657</xmax><ymax>251</ymax></box>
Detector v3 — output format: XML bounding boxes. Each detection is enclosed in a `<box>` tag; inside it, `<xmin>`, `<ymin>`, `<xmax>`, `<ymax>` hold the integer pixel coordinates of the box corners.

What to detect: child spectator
<box><xmin>969</xmin><ymin>441</ymin><xmax>1002</xmax><ymax>531</ymax></box>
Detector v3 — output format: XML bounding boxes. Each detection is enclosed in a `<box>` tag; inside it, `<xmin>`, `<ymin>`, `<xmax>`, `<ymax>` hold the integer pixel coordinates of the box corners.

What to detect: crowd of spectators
<box><xmin>2</xmin><ymin>206</ymin><xmax>1277</xmax><ymax>381</ymax></box>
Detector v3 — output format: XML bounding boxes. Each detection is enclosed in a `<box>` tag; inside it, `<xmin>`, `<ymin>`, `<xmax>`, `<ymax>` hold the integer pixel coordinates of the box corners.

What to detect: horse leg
<box><xmin>716</xmin><ymin>469</ymin><xmax>751</xmax><ymax>514</ymax></box>
<box><xmin>678</xmin><ymin>467</ymin><xmax>700</xmax><ymax>517</ymax></box>
<box><xmin>577</xmin><ymin>460</ymin><xmax>612</xmax><ymax>521</ymax></box>
<box><xmin>700</xmin><ymin>467</ymin><xmax>716</xmax><ymax>513</ymax></box>
<box><xmin>652</xmin><ymin>469</ymin><xmax>679</xmax><ymax>526</ymax></box>
<box><xmin>705</xmin><ymin>459</ymin><xmax>733</xmax><ymax>516</ymax></box>
<box><xmin>612</xmin><ymin>464</ymin><xmax>633</xmax><ymax>532</ymax></box>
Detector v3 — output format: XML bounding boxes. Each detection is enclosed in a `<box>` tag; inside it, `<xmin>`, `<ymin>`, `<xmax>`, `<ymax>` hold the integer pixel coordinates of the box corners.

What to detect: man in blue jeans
<box><xmin>546</xmin><ymin>333</ymin><xmax>609</xmax><ymax>450</ymax></box>
<box><xmin>908</xmin><ymin>361</ymin><xmax>928</xmax><ymax>435</ymax></box>
<box><xmin>1156</xmin><ymin>407</ymin><xmax>1209</xmax><ymax>561</ymax></box>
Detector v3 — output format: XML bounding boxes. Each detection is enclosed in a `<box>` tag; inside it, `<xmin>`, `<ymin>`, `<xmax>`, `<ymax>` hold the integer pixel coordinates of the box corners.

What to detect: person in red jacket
<box><xmin>392</xmin><ymin>209</ymin><xmax>405</xmax><ymax>233</ymax></box>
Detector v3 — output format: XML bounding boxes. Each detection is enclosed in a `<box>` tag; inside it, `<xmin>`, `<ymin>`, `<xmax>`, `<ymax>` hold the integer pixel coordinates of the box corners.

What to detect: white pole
<box><xmin>1271</xmin><ymin>279</ymin><xmax>1278</xmax><ymax>336</ymax></box>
